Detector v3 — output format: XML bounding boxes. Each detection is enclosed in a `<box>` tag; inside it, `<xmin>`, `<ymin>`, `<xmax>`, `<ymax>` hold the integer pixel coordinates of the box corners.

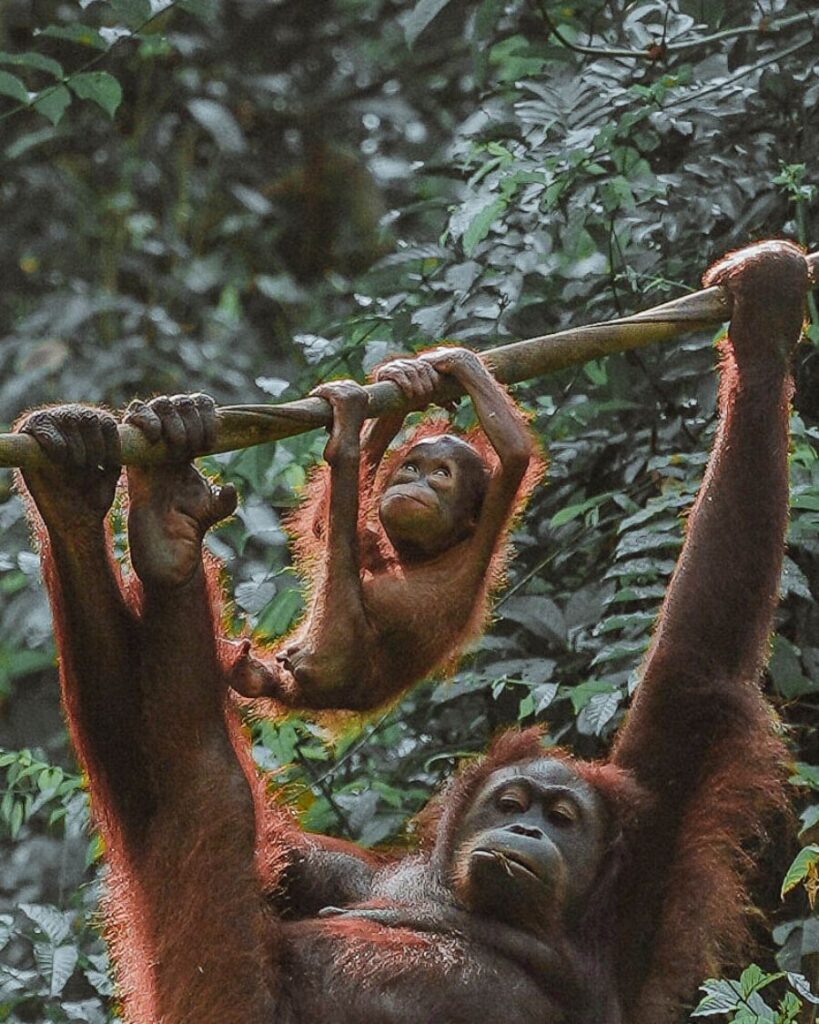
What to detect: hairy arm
<box><xmin>269</xmin><ymin>831</ymin><xmax>380</xmax><ymax>918</ymax></box>
<box><xmin>611</xmin><ymin>243</ymin><xmax>807</xmax><ymax>785</ymax></box>
<box><xmin>265</xmin><ymin>380</ymin><xmax>380</xmax><ymax>706</ymax></box>
<box><xmin>123</xmin><ymin>395</ymin><xmax>277</xmax><ymax>1023</ymax></box>
<box><xmin>419</xmin><ymin>347</ymin><xmax>534</xmax><ymax>570</ymax></box>
<box><xmin>609</xmin><ymin>242</ymin><xmax>808</xmax><ymax>1016</ymax></box>
<box><xmin>16</xmin><ymin>409</ymin><xmax>151</xmax><ymax>833</ymax></box>
<box><xmin>227</xmin><ymin>379</ymin><xmax>385</xmax><ymax>705</ymax></box>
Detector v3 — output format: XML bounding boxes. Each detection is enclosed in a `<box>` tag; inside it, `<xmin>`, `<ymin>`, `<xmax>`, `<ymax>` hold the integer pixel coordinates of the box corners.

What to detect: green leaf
<box><xmin>86</xmin><ymin>832</ymin><xmax>105</xmax><ymax>866</ymax></box>
<box><xmin>33</xmin><ymin>941</ymin><xmax>78</xmax><ymax>997</ymax></box>
<box><xmin>502</xmin><ymin>596</ymin><xmax>566</xmax><ymax>644</ymax></box>
<box><xmin>0</xmin><ymin>50</ymin><xmax>63</xmax><ymax>78</ymax></box>
<box><xmin>32</xmin><ymin>85</ymin><xmax>71</xmax><ymax>125</ymax></box>
<box><xmin>787</xmin><ymin>972</ymin><xmax>819</xmax><ymax>1005</ymax></box>
<box><xmin>791</xmin><ymin>491</ymin><xmax>819</xmax><ymax>511</ymax></box>
<box><xmin>4</xmin><ymin>126</ymin><xmax>58</xmax><ymax>159</ymax></box>
<box><xmin>693</xmin><ymin>968</ymin><xmax>785</xmax><ymax>1018</ymax></box>
<box><xmin>138</xmin><ymin>34</ymin><xmax>175</xmax><ymax>58</ymax></box>
<box><xmin>9</xmin><ymin>800</ymin><xmax>23</xmax><ymax>837</ymax></box>
<box><xmin>596</xmin><ymin>611</ymin><xmax>656</xmax><ymax>634</ymax></box>
<box><xmin>462</xmin><ymin>198</ymin><xmax>506</xmax><ymax>255</ymax></box>
<box><xmin>738</xmin><ymin>963</ymin><xmax>772</xmax><ymax>996</ymax></box>
<box><xmin>583</xmin><ymin>359</ymin><xmax>608</xmax><ymax>386</ymax></box>
<box><xmin>566</xmin><ymin>679</ymin><xmax>617</xmax><ymax>715</ymax></box>
<box><xmin>579</xmin><ymin>689</ymin><xmax>621</xmax><ymax>734</ymax></box>
<box><xmin>401</xmin><ymin>0</ymin><xmax>452</xmax><ymax>47</ymax></box>
<box><xmin>474</xmin><ymin>0</ymin><xmax>504</xmax><ymax>40</ymax></box>
<box><xmin>550</xmin><ymin>493</ymin><xmax>612</xmax><ymax>528</ymax></box>
<box><xmin>518</xmin><ymin>693</ymin><xmax>535</xmax><ymax>718</ymax></box>
<box><xmin>590</xmin><ymin>638</ymin><xmax>648</xmax><ymax>666</ymax></box>
<box><xmin>768</xmin><ymin>636</ymin><xmax>816</xmax><ymax>699</ymax></box>
<box><xmin>781</xmin><ymin>844</ymin><xmax>819</xmax><ymax>898</ymax></box>
<box><xmin>0</xmin><ymin>71</ymin><xmax>28</xmax><ymax>103</ymax></box>
<box><xmin>69</xmin><ymin>72</ymin><xmax>123</xmax><ymax>118</ymax></box>
<box><xmin>256</xmin><ymin>587</ymin><xmax>303</xmax><ymax>640</ymax></box>
<box><xmin>791</xmin><ymin>762</ymin><xmax>819</xmax><ymax>790</ymax></box>
<box><xmin>37</xmin><ymin>767</ymin><xmax>63</xmax><ymax>793</ymax></box>
<box><xmin>37</xmin><ymin>24</ymin><xmax>107</xmax><ymax>49</ymax></box>
<box><xmin>20</xmin><ymin>903</ymin><xmax>70</xmax><ymax>945</ymax></box>
<box><xmin>489</xmin><ymin>36</ymin><xmax>546</xmax><ymax>81</ymax></box>
<box><xmin>110</xmin><ymin>0</ymin><xmax>153</xmax><ymax>27</ymax></box>
<box><xmin>0</xmin><ymin>646</ymin><xmax>56</xmax><ymax>681</ymax></box>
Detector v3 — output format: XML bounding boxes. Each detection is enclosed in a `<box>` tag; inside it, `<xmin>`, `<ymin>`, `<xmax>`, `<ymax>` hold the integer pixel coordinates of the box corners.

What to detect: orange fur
<box><xmin>231</xmin><ymin>410</ymin><xmax>545</xmax><ymax>712</ymax></box>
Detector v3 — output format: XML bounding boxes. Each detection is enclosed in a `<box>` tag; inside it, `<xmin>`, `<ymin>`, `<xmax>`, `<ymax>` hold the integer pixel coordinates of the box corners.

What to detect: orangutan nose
<box><xmin>506</xmin><ymin>823</ymin><xmax>545</xmax><ymax>841</ymax></box>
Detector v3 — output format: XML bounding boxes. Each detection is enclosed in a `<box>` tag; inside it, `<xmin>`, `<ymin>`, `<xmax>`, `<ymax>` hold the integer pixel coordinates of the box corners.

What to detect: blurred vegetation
<box><xmin>0</xmin><ymin>1</ymin><xmax>818</xmax><ymax>1020</ymax></box>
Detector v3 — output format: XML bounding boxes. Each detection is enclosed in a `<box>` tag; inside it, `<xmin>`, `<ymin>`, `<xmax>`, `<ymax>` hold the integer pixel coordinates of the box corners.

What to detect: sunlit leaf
<box><xmin>782</xmin><ymin>845</ymin><xmax>819</xmax><ymax>905</ymax></box>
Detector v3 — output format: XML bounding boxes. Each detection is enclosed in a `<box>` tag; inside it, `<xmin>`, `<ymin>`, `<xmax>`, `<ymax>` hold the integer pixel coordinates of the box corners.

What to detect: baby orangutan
<box><xmin>169</xmin><ymin>347</ymin><xmax>535</xmax><ymax>712</ymax></box>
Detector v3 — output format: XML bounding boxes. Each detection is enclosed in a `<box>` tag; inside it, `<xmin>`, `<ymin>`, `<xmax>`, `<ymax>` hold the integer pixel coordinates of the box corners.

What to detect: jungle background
<box><xmin>1</xmin><ymin>1</ymin><xmax>818</xmax><ymax>1020</ymax></box>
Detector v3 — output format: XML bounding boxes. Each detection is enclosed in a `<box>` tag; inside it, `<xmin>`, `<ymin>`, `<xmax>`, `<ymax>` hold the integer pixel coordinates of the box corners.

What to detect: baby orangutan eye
<box><xmin>433</xmin><ymin>466</ymin><xmax>452</xmax><ymax>478</ymax></box>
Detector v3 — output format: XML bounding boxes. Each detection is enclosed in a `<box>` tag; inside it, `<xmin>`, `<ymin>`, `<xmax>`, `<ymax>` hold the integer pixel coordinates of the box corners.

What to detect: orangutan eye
<box><xmin>403</xmin><ymin>462</ymin><xmax>419</xmax><ymax>474</ymax></box>
<box><xmin>497</xmin><ymin>787</ymin><xmax>529</xmax><ymax>813</ymax></box>
<box><xmin>432</xmin><ymin>466</ymin><xmax>451</xmax><ymax>478</ymax></box>
<box><xmin>547</xmin><ymin>799</ymin><xmax>579</xmax><ymax>826</ymax></box>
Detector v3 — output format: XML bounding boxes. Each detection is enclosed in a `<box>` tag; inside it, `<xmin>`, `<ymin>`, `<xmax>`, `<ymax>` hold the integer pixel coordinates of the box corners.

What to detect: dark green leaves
<box><xmin>0</xmin><ymin>72</ymin><xmax>29</xmax><ymax>104</ymax></box>
<box><xmin>69</xmin><ymin>72</ymin><xmax>123</xmax><ymax>118</ymax></box>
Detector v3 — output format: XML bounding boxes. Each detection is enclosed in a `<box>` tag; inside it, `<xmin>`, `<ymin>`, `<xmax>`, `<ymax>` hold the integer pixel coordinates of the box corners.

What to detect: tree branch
<box><xmin>2</xmin><ymin>250</ymin><xmax>816</xmax><ymax>469</ymax></box>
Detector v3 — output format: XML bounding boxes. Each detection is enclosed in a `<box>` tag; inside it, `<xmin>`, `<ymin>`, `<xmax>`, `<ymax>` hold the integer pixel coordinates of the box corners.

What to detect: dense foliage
<box><xmin>1</xmin><ymin>1</ymin><xmax>818</xmax><ymax>1020</ymax></box>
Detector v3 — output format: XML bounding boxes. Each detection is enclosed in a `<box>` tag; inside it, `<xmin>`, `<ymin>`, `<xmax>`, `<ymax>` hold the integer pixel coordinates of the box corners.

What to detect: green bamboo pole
<box><xmin>1</xmin><ymin>251</ymin><xmax>816</xmax><ymax>469</ymax></box>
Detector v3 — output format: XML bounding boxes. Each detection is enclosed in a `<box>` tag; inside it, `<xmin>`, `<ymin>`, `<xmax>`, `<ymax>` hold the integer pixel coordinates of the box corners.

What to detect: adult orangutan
<box><xmin>127</xmin><ymin>347</ymin><xmax>539</xmax><ymax>712</ymax></box>
<box><xmin>17</xmin><ymin>240</ymin><xmax>806</xmax><ymax>1024</ymax></box>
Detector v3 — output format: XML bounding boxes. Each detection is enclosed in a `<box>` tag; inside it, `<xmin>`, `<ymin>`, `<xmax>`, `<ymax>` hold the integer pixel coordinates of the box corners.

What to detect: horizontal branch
<box><xmin>2</xmin><ymin>250</ymin><xmax>816</xmax><ymax>469</ymax></box>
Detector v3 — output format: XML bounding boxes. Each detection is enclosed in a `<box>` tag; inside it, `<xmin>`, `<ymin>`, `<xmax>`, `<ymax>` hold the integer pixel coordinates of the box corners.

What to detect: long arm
<box><xmin>288</xmin><ymin>409</ymin><xmax>401</xmax><ymax>562</ymax></box>
<box><xmin>612</xmin><ymin>242</ymin><xmax>806</xmax><ymax>784</ymax></box>
<box><xmin>131</xmin><ymin>552</ymin><xmax>277</xmax><ymax>1024</ymax></box>
<box><xmin>419</xmin><ymin>347</ymin><xmax>535</xmax><ymax>569</ymax></box>
<box><xmin>16</xmin><ymin>409</ymin><xmax>150</xmax><ymax>836</ymax></box>
<box><xmin>609</xmin><ymin>241</ymin><xmax>808</xmax><ymax>1018</ymax></box>
<box><xmin>121</xmin><ymin>398</ymin><xmax>278</xmax><ymax>1024</ymax></box>
<box><xmin>310</xmin><ymin>381</ymin><xmax>370</xmax><ymax>623</ymax></box>
<box><xmin>16</xmin><ymin>407</ymin><xmax>204</xmax><ymax>1021</ymax></box>
<box><xmin>261</xmin><ymin>380</ymin><xmax>379</xmax><ymax>704</ymax></box>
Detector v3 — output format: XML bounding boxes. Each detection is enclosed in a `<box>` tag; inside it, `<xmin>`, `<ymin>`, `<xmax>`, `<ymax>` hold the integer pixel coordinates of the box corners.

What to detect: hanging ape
<box><xmin>17</xmin><ymin>240</ymin><xmax>807</xmax><ymax>1024</ymax></box>
<box><xmin>133</xmin><ymin>347</ymin><xmax>541</xmax><ymax>713</ymax></box>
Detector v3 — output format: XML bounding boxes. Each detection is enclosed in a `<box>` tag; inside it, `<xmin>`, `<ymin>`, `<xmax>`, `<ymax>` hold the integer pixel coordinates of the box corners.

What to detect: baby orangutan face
<box><xmin>378</xmin><ymin>435</ymin><xmax>489</xmax><ymax>560</ymax></box>
<box><xmin>449</xmin><ymin>759</ymin><xmax>608</xmax><ymax>937</ymax></box>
